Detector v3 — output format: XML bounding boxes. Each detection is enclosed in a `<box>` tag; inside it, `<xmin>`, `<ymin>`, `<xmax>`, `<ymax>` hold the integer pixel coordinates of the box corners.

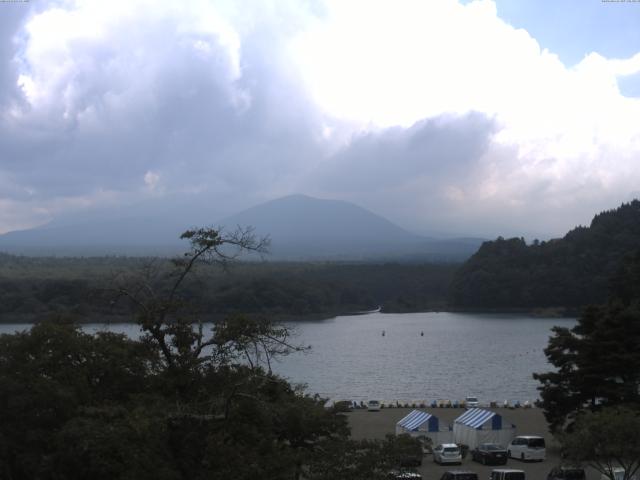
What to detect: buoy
<box><xmin>382</xmin><ymin>330</ymin><xmax>385</xmax><ymax>336</ymax></box>
<box><xmin>420</xmin><ymin>331</ymin><xmax>424</xmax><ymax>336</ymax></box>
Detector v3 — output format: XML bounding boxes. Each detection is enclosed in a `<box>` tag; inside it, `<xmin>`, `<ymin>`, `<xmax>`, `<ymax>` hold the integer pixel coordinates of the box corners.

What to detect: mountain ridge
<box><xmin>0</xmin><ymin>194</ymin><xmax>483</xmax><ymax>260</ymax></box>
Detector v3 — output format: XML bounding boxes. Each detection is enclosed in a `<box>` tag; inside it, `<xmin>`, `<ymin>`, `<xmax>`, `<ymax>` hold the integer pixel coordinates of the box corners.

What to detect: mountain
<box><xmin>219</xmin><ymin>195</ymin><xmax>482</xmax><ymax>260</ymax></box>
<box><xmin>0</xmin><ymin>194</ymin><xmax>218</xmax><ymax>256</ymax></box>
<box><xmin>0</xmin><ymin>216</ymin><xmax>188</xmax><ymax>256</ymax></box>
<box><xmin>219</xmin><ymin>194</ymin><xmax>415</xmax><ymax>258</ymax></box>
<box><xmin>0</xmin><ymin>194</ymin><xmax>483</xmax><ymax>260</ymax></box>
<box><xmin>450</xmin><ymin>199</ymin><xmax>640</xmax><ymax>311</ymax></box>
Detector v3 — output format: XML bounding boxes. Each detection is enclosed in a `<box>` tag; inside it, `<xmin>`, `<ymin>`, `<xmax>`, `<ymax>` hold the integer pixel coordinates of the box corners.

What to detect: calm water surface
<box><xmin>277</xmin><ymin>312</ymin><xmax>575</xmax><ymax>403</ymax></box>
<box><xmin>0</xmin><ymin>312</ymin><xmax>574</xmax><ymax>403</ymax></box>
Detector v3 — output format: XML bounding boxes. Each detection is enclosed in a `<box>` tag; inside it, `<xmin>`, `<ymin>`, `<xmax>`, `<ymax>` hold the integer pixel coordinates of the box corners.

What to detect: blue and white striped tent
<box><xmin>395</xmin><ymin>410</ymin><xmax>453</xmax><ymax>444</ymax></box>
<box><xmin>453</xmin><ymin>408</ymin><xmax>516</xmax><ymax>449</ymax></box>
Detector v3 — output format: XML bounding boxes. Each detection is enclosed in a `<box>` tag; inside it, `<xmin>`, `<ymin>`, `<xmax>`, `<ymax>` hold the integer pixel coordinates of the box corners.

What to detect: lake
<box><xmin>0</xmin><ymin>311</ymin><xmax>574</xmax><ymax>404</ymax></box>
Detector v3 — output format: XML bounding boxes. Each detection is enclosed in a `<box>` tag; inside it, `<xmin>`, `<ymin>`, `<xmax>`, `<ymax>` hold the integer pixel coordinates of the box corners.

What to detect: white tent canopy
<box><xmin>395</xmin><ymin>410</ymin><xmax>453</xmax><ymax>444</ymax></box>
<box><xmin>453</xmin><ymin>408</ymin><xmax>516</xmax><ymax>449</ymax></box>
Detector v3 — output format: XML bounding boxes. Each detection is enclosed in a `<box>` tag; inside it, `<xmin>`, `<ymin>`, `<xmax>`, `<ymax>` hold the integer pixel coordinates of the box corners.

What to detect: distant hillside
<box><xmin>221</xmin><ymin>194</ymin><xmax>421</xmax><ymax>253</ymax></box>
<box><xmin>220</xmin><ymin>194</ymin><xmax>482</xmax><ymax>261</ymax></box>
<box><xmin>0</xmin><ymin>217</ymin><xmax>187</xmax><ymax>256</ymax></box>
<box><xmin>0</xmin><ymin>194</ymin><xmax>482</xmax><ymax>261</ymax></box>
<box><xmin>450</xmin><ymin>200</ymin><xmax>640</xmax><ymax>311</ymax></box>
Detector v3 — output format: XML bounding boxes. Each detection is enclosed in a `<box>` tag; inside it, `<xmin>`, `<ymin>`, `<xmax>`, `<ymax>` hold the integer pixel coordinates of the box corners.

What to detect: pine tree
<box><xmin>533</xmin><ymin>251</ymin><xmax>640</xmax><ymax>432</ymax></box>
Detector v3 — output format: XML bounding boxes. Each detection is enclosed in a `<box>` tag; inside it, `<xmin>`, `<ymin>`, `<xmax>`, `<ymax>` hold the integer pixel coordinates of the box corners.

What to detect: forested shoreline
<box><xmin>2</xmin><ymin>200</ymin><xmax>640</xmax><ymax>323</ymax></box>
<box><xmin>0</xmin><ymin>255</ymin><xmax>457</xmax><ymax>323</ymax></box>
<box><xmin>450</xmin><ymin>200</ymin><xmax>640</xmax><ymax>311</ymax></box>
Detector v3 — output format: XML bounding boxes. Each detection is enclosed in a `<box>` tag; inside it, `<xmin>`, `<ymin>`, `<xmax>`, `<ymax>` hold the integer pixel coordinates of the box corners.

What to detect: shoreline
<box><xmin>347</xmin><ymin>406</ymin><xmax>553</xmax><ymax>441</ymax></box>
<box><xmin>0</xmin><ymin>306</ymin><xmax>579</xmax><ymax>325</ymax></box>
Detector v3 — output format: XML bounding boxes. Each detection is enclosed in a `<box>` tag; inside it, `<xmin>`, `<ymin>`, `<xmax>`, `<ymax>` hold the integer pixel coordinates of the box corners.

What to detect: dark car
<box><xmin>439</xmin><ymin>470</ymin><xmax>479</xmax><ymax>480</ymax></box>
<box><xmin>471</xmin><ymin>443</ymin><xmax>508</xmax><ymax>465</ymax></box>
<box><xmin>547</xmin><ymin>467</ymin><xmax>586</xmax><ymax>480</ymax></box>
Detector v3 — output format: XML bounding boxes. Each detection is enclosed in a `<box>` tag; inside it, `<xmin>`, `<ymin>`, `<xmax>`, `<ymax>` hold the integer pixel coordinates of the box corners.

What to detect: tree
<box><xmin>560</xmin><ymin>406</ymin><xmax>640</xmax><ymax>480</ymax></box>
<box><xmin>451</xmin><ymin>200</ymin><xmax>640</xmax><ymax>310</ymax></box>
<box><xmin>0</xmin><ymin>321</ymin><xmax>162</xmax><ymax>479</ymax></box>
<box><xmin>107</xmin><ymin>226</ymin><xmax>352</xmax><ymax>478</ymax></box>
<box><xmin>113</xmin><ymin>226</ymin><xmax>272</xmax><ymax>374</ymax></box>
<box><xmin>0</xmin><ymin>226</ymin><xmax>405</xmax><ymax>479</ymax></box>
<box><xmin>534</xmin><ymin>251</ymin><xmax>640</xmax><ymax>432</ymax></box>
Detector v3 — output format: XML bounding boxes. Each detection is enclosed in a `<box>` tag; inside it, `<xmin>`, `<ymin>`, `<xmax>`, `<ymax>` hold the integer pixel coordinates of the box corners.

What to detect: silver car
<box><xmin>433</xmin><ymin>444</ymin><xmax>462</xmax><ymax>464</ymax></box>
<box><xmin>465</xmin><ymin>396</ymin><xmax>479</xmax><ymax>408</ymax></box>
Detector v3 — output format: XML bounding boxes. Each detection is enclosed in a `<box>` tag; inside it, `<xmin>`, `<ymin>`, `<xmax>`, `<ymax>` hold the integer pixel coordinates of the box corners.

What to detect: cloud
<box><xmin>5</xmin><ymin>0</ymin><xmax>249</xmax><ymax>193</ymax></box>
<box><xmin>0</xmin><ymin>3</ymin><xmax>33</xmax><ymax>109</ymax></box>
<box><xmin>291</xmin><ymin>0</ymin><xmax>640</xmax><ymax>236</ymax></box>
<box><xmin>0</xmin><ymin>0</ymin><xmax>328</xmax><ymax>232</ymax></box>
<box><xmin>313</xmin><ymin>112</ymin><xmax>496</xmax><ymax>193</ymax></box>
<box><xmin>308</xmin><ymin>112</ymin><xmax>639</xmax><ymax>238</ymax></box>
<box><xmin>292</xmin><ymin>0</ymin><xmax>640</xmax><ymax>160</ymax></box>
<box><xmin>0</xmin><ymin>0</ymin><xmax>639</xmax><ymax>238</ymax></box>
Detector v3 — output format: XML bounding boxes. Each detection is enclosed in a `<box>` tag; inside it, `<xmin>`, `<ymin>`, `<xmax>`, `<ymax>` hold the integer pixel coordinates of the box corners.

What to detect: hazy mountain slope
<box><xmin>0</xmin><ymin>217</ymin><xmax>188</xmax><ymax>256</ymax></box>
<box><xmin>0</xmin><ymin>194</ymin><xmax>483</xmax><ymax>260</ymax></box>
<box><xmin>450</xmin><ymin>200</ymin><xmax>640</xmax><ymax>310</ymax></box>
<box><xmin>219</xmin><ymin>194</ymin><xmax>425</xmax><ymax>258</ymax></box>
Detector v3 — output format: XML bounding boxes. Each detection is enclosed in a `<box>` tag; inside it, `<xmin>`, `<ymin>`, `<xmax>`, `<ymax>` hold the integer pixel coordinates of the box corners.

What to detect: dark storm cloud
<box><xmin>316</xmin><ymin>112</ymin><xmax>496</xmax><ymax>193</ymax></box>
<box><xmin>0</xmin><ymin>4</ymin><xmax>324</xmax><ymax>204</ymax></box>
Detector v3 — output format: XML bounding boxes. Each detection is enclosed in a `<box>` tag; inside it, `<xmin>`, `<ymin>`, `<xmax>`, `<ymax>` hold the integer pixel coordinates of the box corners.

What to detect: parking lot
<box><xmin>347</xmin><ymin>407</ymin><xmax>601</xmax><ymax>480</ymax></box>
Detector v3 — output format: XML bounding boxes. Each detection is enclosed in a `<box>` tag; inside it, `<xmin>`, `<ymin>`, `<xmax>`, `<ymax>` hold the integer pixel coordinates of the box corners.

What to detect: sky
<box><xmin>0</xmin><ymin>0</ymin><xmax>639</xmax><ymax>239</ymax></box>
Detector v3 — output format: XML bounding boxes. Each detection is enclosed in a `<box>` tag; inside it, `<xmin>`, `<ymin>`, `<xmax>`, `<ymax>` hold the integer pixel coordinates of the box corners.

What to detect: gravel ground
<box><xmin>347</xmin><ymin>407</ymin><xmax>600</xmax><ymax>480</ymax></box>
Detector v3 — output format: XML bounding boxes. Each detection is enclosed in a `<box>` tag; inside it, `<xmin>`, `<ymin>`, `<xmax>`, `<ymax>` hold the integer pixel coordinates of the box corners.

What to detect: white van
<box><xmin>491</xmin><ymin>469</ymin><xmax>525</xmax><ymax>480</ymax></box>
<box><xmin>465</xmin><ymin>396</ymin><xmax>479</xmax><ymax>408</ymax></box>
<box><xmin>507</xmin><ymin>436</ymin><xmax>546</xmax><ymax>461</ymax></box>
<box><xmin>367</xmin><ymin>400</ymin><xmax>381</xmax><ymax>411</ymax></box>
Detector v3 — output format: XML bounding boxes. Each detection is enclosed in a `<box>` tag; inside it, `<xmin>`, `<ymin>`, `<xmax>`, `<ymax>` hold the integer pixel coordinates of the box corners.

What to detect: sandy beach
<box><xmin>347</xmin><ymin>406</ymin><xmax>601</xmax><ymax>480</ymax></box>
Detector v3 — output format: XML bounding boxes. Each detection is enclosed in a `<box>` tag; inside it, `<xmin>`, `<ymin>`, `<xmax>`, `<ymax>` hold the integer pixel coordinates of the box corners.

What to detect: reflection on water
<box><xmin>0</xmin><ymin>311</ymin><xmax>574</xmax><ymax>403</ymax></box>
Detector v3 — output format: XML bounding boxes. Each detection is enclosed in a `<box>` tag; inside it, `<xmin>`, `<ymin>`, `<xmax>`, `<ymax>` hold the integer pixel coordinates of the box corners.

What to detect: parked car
<box><xmin>388</xmin><ymin>468</ymin><xmax>422</xmax><ymax>479</ymax></box>
<box><xmin>465</xmin><ymin>396</ymin><xmax>479</xmax><ymax>408</ymax></box>
<box><xmin>547</xmin><ymin>466</ymin><xmax>586</xmax><ymax>480</ymax></box>
<box><xmin>439</xmin><ymin>470</ymin><xmax>478</xmax><ymax>480</ymax></box>
<box><xmin>507</xmin><ymin>436</ymin><xmax>546</xmax><ymax>461</ymax></box>
<box><xmin>490</xmin><ymin>469</ymin><xmax>525</xmax><ymax>480</ymax></box>
<box><xmin>367</xmin><ymin>399</ymin><xmax>381</xmax><ymax>411</ymax></box>
<box><xmin>471</xmin><ymin>443</ymin><xmax>508</xmax><ymax>465</ymax></box>
<box><xmin>433</xmin><ymin>444</ymin><xmax>462</xmax><ymax>465</ymax></box>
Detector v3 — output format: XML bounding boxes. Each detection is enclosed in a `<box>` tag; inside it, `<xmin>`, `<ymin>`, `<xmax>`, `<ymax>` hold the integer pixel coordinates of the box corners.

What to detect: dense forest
<box><xmin>3</xmin><ymin>200</ymin><xmax>640</xmax><ymax>322</ymax></box>
<box><xmin>0</xmin><ymin>228</ymin><xmax>425</xmax><ymax>479</ymax></box>
<box><xmin>0</xmin><ymin>254</ymin><xmax>457</xmax><ymax>323</ymax></box>
<box><xmin>450</xmin><ymin>200</ymin><xmax>640</xmax><ymax>312</ymax></box>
